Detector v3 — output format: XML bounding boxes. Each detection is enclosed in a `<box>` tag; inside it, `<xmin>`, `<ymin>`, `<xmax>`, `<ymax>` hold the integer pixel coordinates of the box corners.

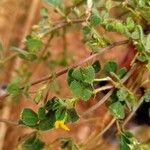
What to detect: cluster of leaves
<box><xmin>119</xmin><ymin>131</ymin><xmax>149</xmax><ymax>150</ymax></box>
<box><xmin>12</xmin><ymin>34</ymin><xmax>43</xmax><ymax>61</ymax></box>
<box><xmin>67</xmin><ymin>66</ymin><xmax>95</xmax><ymax>100</ymax></box>
<box><xmin>103</xmin><ymin>61</ymin><xmax>136</xmax><ymax>119</ymax></box>
<box><xmin>21</xmin><ymin>133</ymin><xmax>45</xmax><ymax>150</ymax></box>
<box><xmin>90</xmin><ymin>10</ymin><xmax>150</xmax><ymax>67</ymax></box>
<box><xmin>108</xmin><ymin>88</ymin><xmax>135</xmax><ymax>119</ymax></box>
<box><xmin>19</xmin><ymin>97</ymin><xmax>79</xmax><ymax>131</ymax></box>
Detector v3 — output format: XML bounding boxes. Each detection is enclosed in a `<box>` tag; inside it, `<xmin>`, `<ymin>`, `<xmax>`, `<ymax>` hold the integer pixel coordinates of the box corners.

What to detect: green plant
<box><xmin>0</xmin><ymin>0</ymin><xmax>150</xmax><ymax>149</ymax></box>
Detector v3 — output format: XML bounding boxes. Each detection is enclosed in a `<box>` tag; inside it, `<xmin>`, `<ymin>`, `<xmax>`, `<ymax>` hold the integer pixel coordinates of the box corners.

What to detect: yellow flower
<box><xmin>54</xmin><ymin>120</ymin><xmax>70</xmax><ymax>131</ymax></box>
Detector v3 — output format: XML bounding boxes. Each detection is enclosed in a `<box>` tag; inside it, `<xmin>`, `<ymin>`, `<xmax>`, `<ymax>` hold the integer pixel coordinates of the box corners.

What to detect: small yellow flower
<box><xmin>54</xmin><ymin>120</ymin><xmax>70</xmax><ymax>131</ymax></box>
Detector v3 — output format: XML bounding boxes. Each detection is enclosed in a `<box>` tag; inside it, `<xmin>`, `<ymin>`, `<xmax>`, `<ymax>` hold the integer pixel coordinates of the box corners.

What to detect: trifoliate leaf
<box><xmin>104</xmin><ymin>61</ymin><xmax>118</xmax><ymax>73</ymax></box>
<box><xmin>21</xmin><ymin>108</ymin><xmax>38</xmax><ymax>127</ymax></box>
<box><xmin>109</xmin><ymin>101</ymin><xmax>125</xmax><ymax>119</ymax></box>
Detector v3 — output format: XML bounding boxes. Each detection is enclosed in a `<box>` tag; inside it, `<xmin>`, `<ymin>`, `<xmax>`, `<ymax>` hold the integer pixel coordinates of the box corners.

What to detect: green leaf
<box><xmin>126</xmin><ymin>17</ymin><xmax>135</xmax><ymax>31</ymax></box>
<box><xmin>72</xmin><ymin>68</ymin><xmax>84</xmax><ymax>81</ymax></box>
<box><xmin>144</xmin><ymin>91</ymin><xmax>150</xmax><ymax>102</ymax></box>
<box><xmin>34</xmin><ymin>90</ymin><xmax>43</xmax><ymax>104</ymax></box>
<box><xmin>90</xmin><ymin>14</ymin><xmax>102</xmax><ymax>27</ymax></box>
<box><xmin>38</xmin><ymin>107</ymin><xmax>46</xmax><ymax>120</ymax></box>
<box><xmin>49</xmin><ymin>80</ymin><xmax>60</xmax><ymax>92</ymax></box>
<box><xmin>118</xmin><ymin>68</ymin><xmax>127</xmax><ymax>79</ymax></box>
<box><xmin>109</xmin><ymin>101</ymin><xmax>125</xmax><ymax>119</ymax></box>
<box><xmin>131</xmin><ymin>25</ymin><xmax>143</xmax><ymax>40</ymax></box>
<box><xmin>11</xmin><ymin>47</ymin><xmax>37</xmax><ymax>61</ymax></box>
<box><xmin>21</xmin><ymin>108</ymin><xmax>38</xmax><ymax>127</ymax></box>
<box><xmin>70</xmin><ymin>80</ymin><xmax>92</xmax><ymax>100</ymax></box>
<box><xmin>117</xmin><ymin>88</ymin><xmax>128</xmax><ymax>102</ymax></box>
<box><xmin>26</xmin><ymin>36</ymin><xmax>43</xmax><ymax>52</ymax></box>
<box><xmin>137</xmin><ymin>53</ymin><xmax>148</xmax><ymax>62</ymax></box>
<box><xmin>82</xmin><ymin>26</ymin><xmax>91</xmax><ymax>35</ymax></box>
<box><xmin>7</xmin><ymin>82</ymin><xmax>20</xmax><ymax>96</ymax></box>
<box><xmin>40</xmin><ymin>8</ymin><xmax>48</xmax><ymax>18</ymax></box>
<box><xmin>106</xmin><ymin>0</ymin><xmax>113</xmax><ymax>10</ymax></box>
<box><xmin>115</xmin><ymin>22</ymin><xmax>125</xmax><ymax>33</ymax></box>
<box><xmin>67</xmin><ymin>69</ymin><xmax>74</xmax><ymax>86</ymax></box>
<box><xmin>104</xmin><ymin>61</ymin><xmax>118</xmax><ymax>73</ymax></box>
<box><xmin>45</xmin><ymin>97</ymin><xmax>63</xmax><ymax>111</ymax></box>
<box><xmin>55</xmin><ymin>107</ymin><xmax>67</xmax><ymax>120</ymax></box>
<box><xmin>92</xmin><ymin>60</ymin><xmax>101</xmax><ymax>73</ymax></box>
<box><xmin>119</xmin><ymin>134</ymin><xmax>130</xmax><ymax>150</ymax></box>
<box><xmin>67</xmin><ymin>108</ymin><xmax>79</xmax><ymax>122</ymax></box>
<box><xmin>61</xmin><ymin>138</ymin><xmax>79</xmax><ymax>150</ymax></box>
<box><xmin>144</xmin><ymin>34</ymin><xmax>150</xmax><ymax>52</ymax></box>
<box><xmin>38</xmin><ymin>109</ymin><xmax>55</xmax><ymax>131</ymax></box>
<box><xmin>45</xmin><ymin>0</ymin><xmax>61</xmax><ymax>7</ymax></box>
<box><xmin>38</xmin><ymin>118</ymin><xmax>53</xmax><ymax>131</ymax></box>
<box><xmin>82</xmin><ymin>66</ymin><xmax>95</xmax><ymax>84</ymax></box>
<box><xmin>72</xmin><ymin>66</ymin><xmax>95</xmax><ymax>84</ymax></box>
<box><xmin>21</xmin><ymin>134</ymin><xmax>45</xmax><ymax>150</ymax></box>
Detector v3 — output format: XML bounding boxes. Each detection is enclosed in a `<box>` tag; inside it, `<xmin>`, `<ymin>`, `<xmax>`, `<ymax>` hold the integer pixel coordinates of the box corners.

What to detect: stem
<box><xmin>0</xmin><ymin>40</ymin><xmax>128</xmax><ymax>101</ymax></box>
<box><xmin>94</xmin><ymin>77</ymin><xmax>112</xmax><ymax>82</ymax></box>
<box><xmin>93</xmin><ymin>85</ymin><xmax>113</xmax><ymax>94</ymax></box>
<box><xmin>123</xmin><ymin>96</ymin><xmax>144</xmax><ymax>128</ymax></box>
<box><xmin>81</xmin><ymin>89</ymin><xmax>114</xmax><ymax>117</ymax></box>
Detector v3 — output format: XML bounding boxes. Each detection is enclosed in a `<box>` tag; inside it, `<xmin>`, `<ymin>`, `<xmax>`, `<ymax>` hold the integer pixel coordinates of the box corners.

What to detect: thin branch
<box><xmin>0</xmin><ymin>119</ymin><xmax>18</xmax><ymax>126</ymax></box>
<box><xmin>123</xmin><ymin>96</ymin><xmax>144</xmax><ymax>127</ymax></box>
<box><xmin>0</xmin><ymin>40</ymin><xmax>128</xmax><ymax>101</ymax></box>
<box><xmin>93</xmin><ymin>85</ymin><xmax>113</xmax><ymax>94</ymax></box>
<box><xmin>82</xmin><ymin>89</ymin><xmax>114</xmax><ymax>117</ymax></box>
<box><xmin>95</xmin><ymin>118</ymin><xmax>116</xmax><ymax>139</ymax></box>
